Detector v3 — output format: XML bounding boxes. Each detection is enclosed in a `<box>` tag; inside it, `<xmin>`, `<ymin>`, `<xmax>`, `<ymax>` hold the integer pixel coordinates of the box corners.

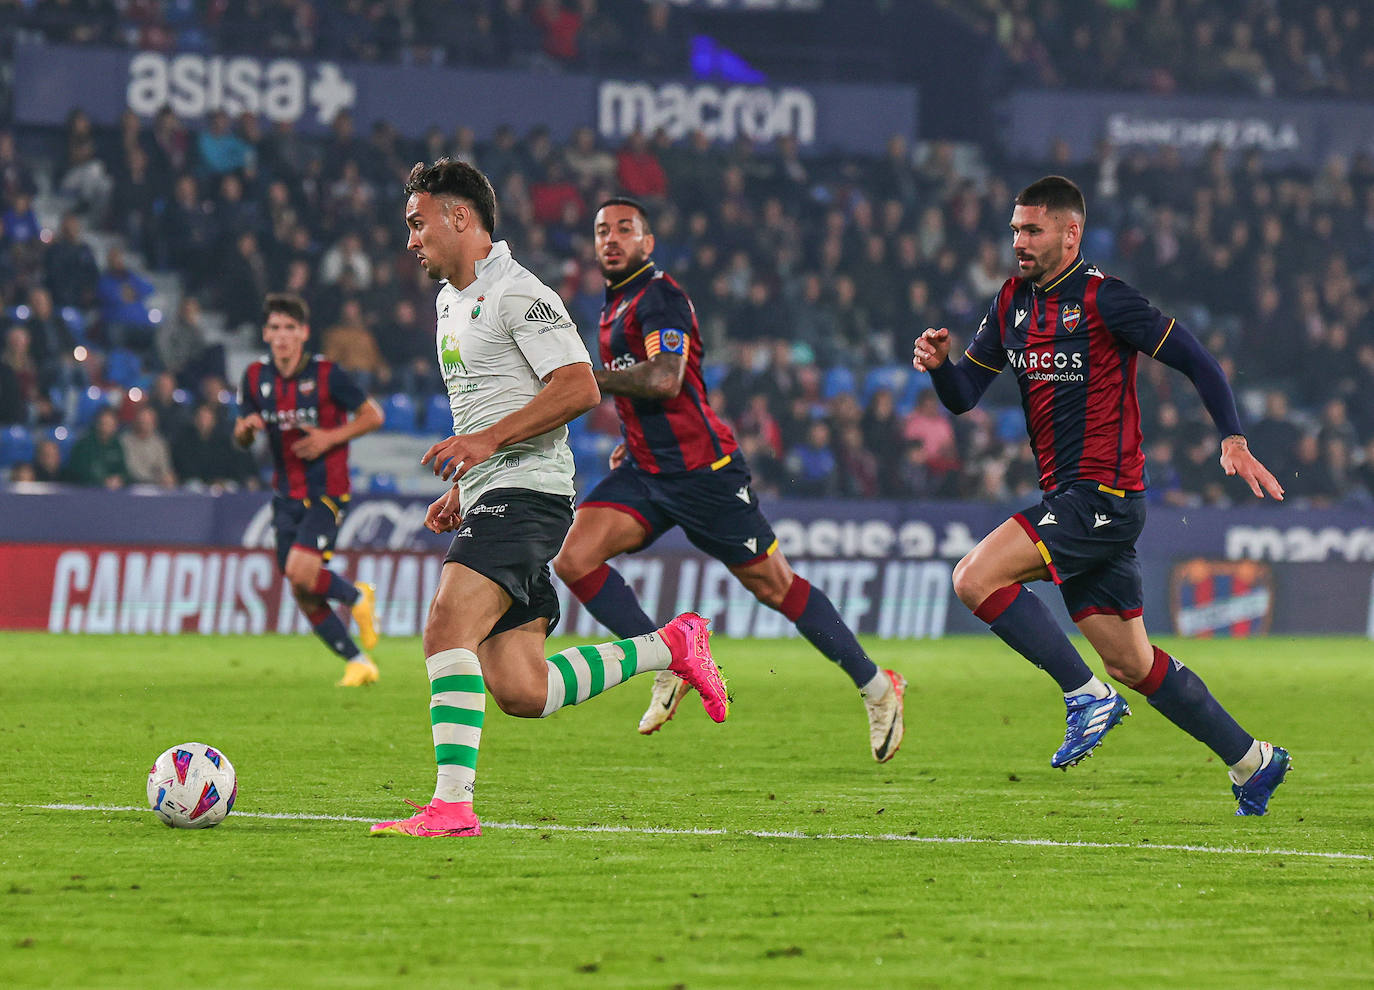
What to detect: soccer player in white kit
<box><xmin>371</xmin><ymin>159</ymin><xmax>730</xmax><ymax>838</ymax></box>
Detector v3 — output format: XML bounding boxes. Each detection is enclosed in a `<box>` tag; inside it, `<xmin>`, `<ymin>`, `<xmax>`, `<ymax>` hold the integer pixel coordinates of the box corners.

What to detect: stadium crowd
<box><xmin>1</xmin><ymin>1</ymin><xmax>1372</xmax><ymax>508</ymax></box>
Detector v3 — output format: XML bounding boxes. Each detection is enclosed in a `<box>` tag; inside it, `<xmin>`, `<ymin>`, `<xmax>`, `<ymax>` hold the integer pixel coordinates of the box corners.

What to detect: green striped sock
<box><xmin>541</xmin><ymin>632</ymin><xmax>672</xmax><ymax>716</ymax></box>
<box><xmin>426</xmin><ymin>648</ymin><xmax>484</xmax><ymax>804</ymax></box>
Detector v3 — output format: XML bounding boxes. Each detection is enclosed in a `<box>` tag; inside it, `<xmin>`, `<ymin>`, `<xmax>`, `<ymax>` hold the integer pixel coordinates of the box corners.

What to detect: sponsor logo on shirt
<box><xmin>524</xmin><ymin>299</ymin><xmax>561</xmax><ymax>323</ymax></box>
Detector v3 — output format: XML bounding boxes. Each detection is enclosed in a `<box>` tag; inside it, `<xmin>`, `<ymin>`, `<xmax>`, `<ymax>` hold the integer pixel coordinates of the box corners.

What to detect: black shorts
<box><xmin>580</xmin><ymin>454</ymin><xmax>779</xmax><ymax>567</ymax></box>
<box><xmin>272</xmin><ymin>494</ymin><xmax>348</xmax><ymax>572</ymax></box>
<box><xmin>444</xmin><ymin>488</ymin><xmax>574</xmax><ymax>639</ymax></box>
<box><xmin>1012</xmin><ymin>482</ymin><xmax>1147</xmax><ymax>622</ymax></box>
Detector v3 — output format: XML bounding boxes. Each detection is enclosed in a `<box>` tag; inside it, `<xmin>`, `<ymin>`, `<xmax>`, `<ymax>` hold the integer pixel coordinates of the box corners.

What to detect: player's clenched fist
<box><xmin>425</xmin><ymin>486</ymin><xmax>463</xmax><ymax>533</ymax></box>
<box><xmin>912</xmin><ymin>327</ymin><xmax>951</xmax><ymax>372</ymax></box>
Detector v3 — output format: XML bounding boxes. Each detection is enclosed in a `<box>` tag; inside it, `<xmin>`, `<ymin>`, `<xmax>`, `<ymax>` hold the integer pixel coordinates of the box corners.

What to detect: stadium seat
<box><xmin>703</xmin><ymin>363</ymin><xmax>728</xmax><ymax>392</ymax></box>
<box><xmin>106</xmin><ymin>348</ymin><xmax>144</xmax><ymax>388</ymax></box>
<box><xmin>996</xmin><ymin>407</ymin><xmax>1024</xmax><ymax>443</ymax></box>
<box><xmin>48</xmin><ymin>425</ymin><xmax>76</xmax><ymax>463</ymax></box>
<box><xmin>60</xmin><ymin>307</ymin><xmax>88</xmax><ymax>343</ymax></box>
<box><xmin>75</xmin><ymin>386</ymin><xmax>111</xmax><ymax>426</ymax></box>
<box><xmin>822</xmin><ymin>365</ymin><xmax>856</xmax><ymax>399</ymax></box>
<box><xmin>0</xmin><ymin>425</ymin><xmax>36</xmax><ymax>467</ymax></box>
<box><xmin>897</xmin><ymin>372</ymin><xmax>932</xmax><ymax>414</ymax></box>
<box><xmin>423</xmin><ymin>393</ymin><xmax>452</xmax><ymax>435</ymax></box>
<box><xmin>862</xmin><ymin>365</ymin><xmax>911</xmax><ymax>405</ymax></box>
<box><xmin>368</xmin><ymin>472</ymin><xmax>399</xmax><ymax>494</ymax></box>
<box><xmin>381</xmin><ymin>392</ymin><xmax>417</xmax><ymax>433</ymax></box>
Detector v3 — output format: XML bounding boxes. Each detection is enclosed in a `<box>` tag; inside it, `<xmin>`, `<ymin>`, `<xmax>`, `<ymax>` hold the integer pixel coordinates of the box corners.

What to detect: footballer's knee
<box><xmin>1102</xmin><ymin>652</ymin><xmax>1151</xmax><ymax>686</ymax></box>
<box><xmin>489</xmin><ymin>682</ymin><xmax>546</xmax><ymax>718</ymax></box>
<box><xmin>552</xmin><ymin>544</ymin><xmax>604</xmax><ymax>586</ymax></box>
<box><xmin>951</xmin><ymin>555</ymin><xmax>990</xmax><ymax>610</ymax></box>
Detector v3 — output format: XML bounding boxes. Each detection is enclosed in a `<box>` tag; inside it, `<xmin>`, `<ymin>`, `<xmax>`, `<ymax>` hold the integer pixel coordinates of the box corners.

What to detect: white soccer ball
<box><xmin>146</xmin><ymin>742</ymin><xmax>237</xmax><ymax>829</ymax></box>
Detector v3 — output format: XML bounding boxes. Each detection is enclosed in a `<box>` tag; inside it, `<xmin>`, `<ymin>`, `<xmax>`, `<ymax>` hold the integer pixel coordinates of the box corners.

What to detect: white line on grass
<box><xmin>19</xmin><ymin>803</ymin><xmax>1372</xmax><ymax>862</ymax></box>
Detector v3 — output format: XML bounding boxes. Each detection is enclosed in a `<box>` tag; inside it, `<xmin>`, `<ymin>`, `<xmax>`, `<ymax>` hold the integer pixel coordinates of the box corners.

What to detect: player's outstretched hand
<box><xmin>913</xmin><ymin>327</ymin><xmax>951</xmax><ymax>372</ymax></box>
<box><xmin>232</xmin><ymin>413</ymin><xmax>265</xmax><ymax>449</ymax></box>
<box><xmin>425</xmin><ymin>487</ymin><xmax>462</xmax><ymax>534</ymax></box>
<box><xmin>422</xmin><ymin>431</ymin><xmax>498</xmax><ymax>481</ymax></box>
<box><xmin>291</xmin><ymin>426</ymin><xmax>336</xmax><ymax>461</ymax></box>
<box><xmin>1221</xmin><ymin>436</ymin><xmax>1285</xmax><ymax>500</ymax></box>
<box><xmin>609</xmin><ymin>442</ymin><xmax>626</xmax><ymax>470</ymax></box>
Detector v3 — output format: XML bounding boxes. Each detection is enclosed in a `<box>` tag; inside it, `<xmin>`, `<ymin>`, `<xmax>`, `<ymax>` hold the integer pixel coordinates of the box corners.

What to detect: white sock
<box><xmin>859</xmin><ymin>669</ymin><xmax>891</xmax><ymax>701</ymax></box>
<box><xmin>541</xmin><ymin>632</ymin><xmax>672</xmax><ymax>717</ymax></box>
<box><xmin>1065</xmin><ymin>676</ymin><xmax>1112</xmax><ymax>701</ymax></box>
<box><xmin>426</xmin><ymin>648</ymin><xmax>484</xmax><ymax>804</ymax></box>
<box><xmin>1228</xmin><ymin>740</ymin><xmax>1271</xmax><ymax>786</ymax></box>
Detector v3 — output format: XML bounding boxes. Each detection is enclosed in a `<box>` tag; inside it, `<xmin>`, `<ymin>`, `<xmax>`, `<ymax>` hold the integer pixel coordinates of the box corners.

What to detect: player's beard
<box><xmin>599</xmin><ymin>249</ymin><xmax>646</xmax><ymax>281</ymax></box>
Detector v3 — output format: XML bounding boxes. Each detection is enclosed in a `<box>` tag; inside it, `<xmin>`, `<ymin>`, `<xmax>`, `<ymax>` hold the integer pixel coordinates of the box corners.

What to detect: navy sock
<box><xmin>312</xmin><ymin>570</ymin><xmax>360</xmax><ymax>606</ymax></box>
<box><xmin>568</xmin><ymin>563</ymin><xmax>658</xmax><ymax>638</ymax></box>
<box><xmin>1132</xmin><ymin>646</ymin><xmax>1253</xmax><ymax>764</ymax></box>
<box><xmin>974</xmin><ymin>584</ymin><xmax>1095</xmax><ymax>692</ymax></box>
<box><xmin>779</xmin><ymin>576</ymin><xmax>880</xmax><ymax>688</ymax></box>
<box><xmin>306</xmin><ymin>604</ymin><xmax>361</xmax><ymax>661</ymax></box>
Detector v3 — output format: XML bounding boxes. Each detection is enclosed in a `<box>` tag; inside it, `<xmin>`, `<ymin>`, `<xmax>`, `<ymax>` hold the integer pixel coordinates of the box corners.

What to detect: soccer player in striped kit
<box><xmin>370</xmin><ymin>161</ymin><xmax>728</xmax><ymax>839</ymax></box>
<box><xmin>234</xmin><ymin>293</ymin><xmax>385</xmax><ymax>685</ymax></box>
<box><xmin>913</xmin><ymin>176</ymin><xmax>1291</xmax><ymax>815</ymax></box>
<box><xmin>552</xmin><ymin>198</ymin><xmax>907</xmax><ymax>762</ymax></box>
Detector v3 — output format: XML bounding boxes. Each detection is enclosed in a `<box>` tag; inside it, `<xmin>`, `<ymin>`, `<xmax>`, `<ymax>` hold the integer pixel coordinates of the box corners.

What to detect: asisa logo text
<box><xmin>126</xmin><ymin>52</ymin><xmax>356</xmax><ymax>124</ymax></box>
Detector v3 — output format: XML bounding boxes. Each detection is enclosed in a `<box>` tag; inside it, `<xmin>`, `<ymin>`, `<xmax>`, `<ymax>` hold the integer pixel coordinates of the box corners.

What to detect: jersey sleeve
<box><xmin>326</xmin><ymin>362</ymin><xmax>369</xmax><ymax>412</ymax></box>
<box><xmin>636</xmin><ymin>280</ymin><xmax>694</xmax><ymax>358</ymax></box>
<box><xmin>498</xmin><ymin>279</ymin><xmax>592</xmax><ymax>379</ymax></box>
<box><xmin>963</xmin><ymin>301</ymin><xmax>1007</xmax><ymax>373</ymax></box>
<box><xmin>1096</xmin><ymin>277</ymin><xmax>1173</xmax><ymax>355</ymax></box>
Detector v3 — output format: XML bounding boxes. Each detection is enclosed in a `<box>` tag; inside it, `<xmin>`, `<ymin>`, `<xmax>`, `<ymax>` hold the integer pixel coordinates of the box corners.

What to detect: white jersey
<box><xmin>433</xmin><ymin>240</ymin><xmax>591</xmax><ymax>507</ymax></box>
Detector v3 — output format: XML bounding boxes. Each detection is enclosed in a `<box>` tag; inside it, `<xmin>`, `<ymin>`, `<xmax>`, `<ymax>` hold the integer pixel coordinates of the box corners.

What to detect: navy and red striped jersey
<box><xmin>238</xmin><ymin>356</ymin><xmax>367</xmax><ymax>499</ymax></box>
<box><xmin>962</xmin><ymin>254</ymin><xmax>1174</xmax><ymax>493</ymax></box>
<box><xmin>600</xmin><ymin>261</ymin><xmax>738</xmax><ymax>473</ymax></box>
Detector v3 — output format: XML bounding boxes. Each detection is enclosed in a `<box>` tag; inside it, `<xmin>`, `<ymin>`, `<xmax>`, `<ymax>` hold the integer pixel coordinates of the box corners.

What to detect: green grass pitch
<box><xmin>1</xmin><ymin>631</ymin><xmax>1371</xmax><ymax>988</ymax></box>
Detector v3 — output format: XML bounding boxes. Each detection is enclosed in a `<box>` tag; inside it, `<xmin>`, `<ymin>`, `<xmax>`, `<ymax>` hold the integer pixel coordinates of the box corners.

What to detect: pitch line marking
<box><xmin>18</xmin><ymin>804</ymin><xmax>1373</xmax><ymax>862</ymax></box>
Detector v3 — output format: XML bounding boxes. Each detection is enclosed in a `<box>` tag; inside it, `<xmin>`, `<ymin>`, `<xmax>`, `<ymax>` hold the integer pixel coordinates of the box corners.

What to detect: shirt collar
<box><xmin>474</xmin><ymin>239</ymin><xmax>510</xmax><ymax>278</ymax></box>
<box><xmin>605</xmin><ymin>259</ymin><xmax>656</xmax><ymax>299</ymax></box>
<box><xmin>1033</xmin><ymin>253</ymin><xmax>1085</xmax><ymax>296</ymax></box>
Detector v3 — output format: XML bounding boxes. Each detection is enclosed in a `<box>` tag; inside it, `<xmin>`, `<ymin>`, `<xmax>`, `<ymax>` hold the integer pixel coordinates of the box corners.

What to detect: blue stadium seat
<box><xmin>48</xmin><ymin>426</ymin><xmax>76</xmax><ymax>463</ymax></box>
<box><xmin>381</xmin><ymin>392</ymin><xmax>417</xmax><ymax>433</ymax></box>
<box><xmin>75</xmin><ymin>386</ymin><xmax>111</xmax><ymax>426</ymax></box>
<box><xmin>106</xmin><ymin>348</ymin><xmax>144</xmax><ymax>388</ymax></box>
<box><xmin>0</xmin><ymin>425</ymin><xmax>36</xmax><ymax>466</ymax></box>
<box><xmin>996</xmin><ymin>407</ymin><xmax>1024</xmax><ymax>443</ymax></box>
<box><xmin>423</xmin><ymin>393</ymin><xmax>452</xmax><ymax>435</ymax></box>
<box><xmin>897</xmin><ymin>370</ymin><xmax>932</xmax><ymax>414</ymax></box>
<box><xmin>60</xmin><ymin>307</ymin><xmax>88</xmax><ymax>342</ymax></box>
<box><xmin>368</xmin><ymin>472</ymin><xmax>400</xmax><ymax>494</ymax></box>
<box><xmin>822</xmin><ymin>365</ymin><xmax>856</xmax><ymax>399</ymax></box>
<box><xmin>862</xmin><ymin>364</ymin><xmax>911</xmax><ymax>405</ymax></box>
<box><xmin>703</xmin><ymin>363</ymin><xmax>728</xmax><ymax>392</ymax></box>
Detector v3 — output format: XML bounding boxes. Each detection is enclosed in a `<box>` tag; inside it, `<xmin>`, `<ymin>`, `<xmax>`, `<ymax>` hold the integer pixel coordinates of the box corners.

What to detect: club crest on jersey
<box><xmin>1062</xmin><ymin>304</ymin><xmax>1082</xmax><ymax>332</ymax></box>
<box><xmin>471</xmin><ymin>295</ymin><xmax>484</xmax><ymax>319</ymax></box>
<box><xmin>259</xmin><ymin>382</ymin><xmax>271</xmax><ymax>397</ymax></box>
<box><xmin>299</xmin><ymin>378</ymin><xmax>315</xmax><ymax>394</ymax></box>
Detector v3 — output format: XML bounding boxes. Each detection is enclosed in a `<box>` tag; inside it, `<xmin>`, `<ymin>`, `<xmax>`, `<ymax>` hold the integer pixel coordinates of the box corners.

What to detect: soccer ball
<box><xmin>146</xmin><ymin>742</ymin><xmax>237</xmax><ymax>829</ymax></box>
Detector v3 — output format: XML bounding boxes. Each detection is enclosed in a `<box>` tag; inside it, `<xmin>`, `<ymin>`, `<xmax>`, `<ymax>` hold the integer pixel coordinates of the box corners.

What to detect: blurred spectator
<box><xmin>64</xmin><ymin>406</ymin><xmax>129</xmax><ymax>488</ymax></box>
<box><xmin>31</xmin><ymin>438</ymin><xmax>64</xmax><ymax>483</ymax></box>
<box><xmin>173</xmin><ymin>400</ymin><xmax>257</xmax><ymax>488</ymax></box>
<box><xmin>197</xmin><ymin>109</ymin><xmax>253</xmax><ymax>178</ymax></box>
<box><xmin>156</xmin><ymin>296</ymin><xmax>225</xmax><ymax>391</ymax></box>
<box><xmin>616</xmin><ymin>132</ymin><xmax>668</xmax><ymax>202</ymax></box>
<box><xmin>44</xmin><ymin>213</ymin><xmax>101</xmax><ymax>311</ymax></box>
<box><xmin>120</xmin><ymin>405</ymin><xmax>176</xmax><ymax>487</ymax></box>
<box><xmin>532</xmin><ymin>0</ymin><xmax>582</xmax><ymax>63</ymax></box>
<box><xmin>322</xmin><ymin>298</ymin><xmax>388</xmax><ymax>389</ymax></box>
<box><xmin>785</xmin><ymin>420</ymin><xmax>839</xmax><ymax>497</ymax></box>
<box><xmin>96</xmin><ymin>246</ymin><xmax>157</xmax><ymax>352</ymax></box>
<box><xmin>58</xmin><ymin>109</ymin><xmax>114</xmax><ymax>218</ymax></box>
<box><xmin>220</xmin><ymin>232</ymin><xmax>272</xmax><ymax>331</ymax></box>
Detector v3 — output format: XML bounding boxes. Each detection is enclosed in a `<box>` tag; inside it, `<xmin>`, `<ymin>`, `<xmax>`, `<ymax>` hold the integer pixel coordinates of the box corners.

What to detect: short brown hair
<box><xmin>405</xmin><ymin>158</ymin><xmax>498</xmax><ymax>234</ymax></box>
<box><xmin>1015</xmin><ymin>175</ymin><xmax>1086</xmax><ymax>221</ymax></box>
<box><xmin>263</xmin><ymin>292</ymin><xmax>309</xmax><ymax>325</ymax></box>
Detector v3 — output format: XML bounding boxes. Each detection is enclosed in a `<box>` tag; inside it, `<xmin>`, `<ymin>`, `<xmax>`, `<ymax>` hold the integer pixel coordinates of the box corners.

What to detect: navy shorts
<box><xmin>444</xmin><ymin>488</ymin><xmax>573</xmax><ymax>639</ymax></box>
<box><xmin>581</xmin><ymin>455</ymin><xmax>778</xmax><ymax>567</ymax></box>
<box><xmin>272</xmin><ymin>495</ymin><xmax>348</xmax><ymax>573</ymax></box>
<box><xmin>1012</xmin><ymin>482</ymin><xmax>1146</xmax><ymax>622</ymax></box>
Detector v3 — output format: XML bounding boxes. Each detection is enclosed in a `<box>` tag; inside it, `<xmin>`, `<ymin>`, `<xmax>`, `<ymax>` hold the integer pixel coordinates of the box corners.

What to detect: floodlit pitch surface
<box><xmin>2</xmin><ymin>632</ymin><xmax>1370</xmax><ymax>988</ymax></box>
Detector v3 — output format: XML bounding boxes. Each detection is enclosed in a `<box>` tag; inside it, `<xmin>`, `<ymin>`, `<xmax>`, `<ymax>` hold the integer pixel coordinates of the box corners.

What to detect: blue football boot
<box><xmin>1051</xmin><ymin>688</ymin><xmax>1131</xmax><ymax>769</ymax></box>
<box><xmin>1233</xmin><ymin>744</ymin><xmax>1292</xmax><ymax>816</ymax></box>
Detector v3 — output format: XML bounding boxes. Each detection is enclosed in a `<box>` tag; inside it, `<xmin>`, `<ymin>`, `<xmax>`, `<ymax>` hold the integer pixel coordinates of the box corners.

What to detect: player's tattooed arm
<box><xmin>595</xmin><ymin>352</ymin><xmax>686</xmax><ymax>401</ymax></box>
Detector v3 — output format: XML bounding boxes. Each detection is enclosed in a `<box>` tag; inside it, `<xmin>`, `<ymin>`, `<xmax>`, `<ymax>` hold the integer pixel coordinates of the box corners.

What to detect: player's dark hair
<box><xmin>405</xmin><ymin>158</ymin><xmax>498</xmax><ymax>234</ymax></box>
<box><xmin>263</xmin><ymin>292</ymin><xmax>309</xmax><ymax>325</ymax></box>
<box><xmin>1016</xmin><ymin>175</ymin><xmax>1086</xmax><ymax>221</ymax></box>
<box><xmin>597</xmin><ymin>196</ymin><xmax>652</xmax><ymax>236</ymax></box>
